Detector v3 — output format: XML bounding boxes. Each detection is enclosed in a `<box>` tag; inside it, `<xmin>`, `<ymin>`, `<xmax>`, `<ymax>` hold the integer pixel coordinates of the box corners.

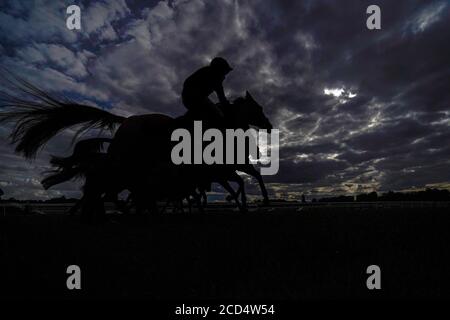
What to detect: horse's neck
<box><xmin>173</xmin><ymin>101</ymin><xmax>251</xmax><ymax>132</ymax></box>
<box><xmin>225</xmin><ymin>105</ymin><xmax>249</xmax><ymax>130</ymax></box>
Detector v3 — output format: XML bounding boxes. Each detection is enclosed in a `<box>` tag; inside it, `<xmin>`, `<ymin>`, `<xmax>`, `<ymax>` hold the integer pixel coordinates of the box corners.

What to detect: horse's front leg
<box><xmin>220</xmin><ymin>181</ymin><xmax>244</xmax><ymax>212</ymax></box>
<box><xmin>104</xmin><ymin>191</ymin><xmax>129</xmax><ymax>214</ymax></box>
<box><xmin>242</xmin><ymin>164</ymin><xmax>269</xmax><ymax>205</ymax></box>
<box><xmin>225</xmin><ymin>176</ymin><xmax>243</xmax><ymax>202</ymax></box>
<box><xmin>230</xmin><ymin>172</ymin><xmax>247</xmax><ymax>211</ymax></box>
<box><xmin>200</xmin><ymin>189</ymin><xmax>208</xmax><ymax>207</ymax></box>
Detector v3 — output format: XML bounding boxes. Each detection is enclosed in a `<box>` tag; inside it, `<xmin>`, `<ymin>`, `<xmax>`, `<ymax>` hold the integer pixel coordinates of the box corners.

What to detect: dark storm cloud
<box><xmin>0</xmin><ymin>0</ymin><xmax>449</xmax><ymax>199</ymax></box>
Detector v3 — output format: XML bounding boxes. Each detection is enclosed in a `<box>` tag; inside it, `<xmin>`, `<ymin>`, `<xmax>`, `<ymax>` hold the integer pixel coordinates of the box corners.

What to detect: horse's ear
<box><xmin>245</xmin><ymin>91</ymin><xmax>254</xmax><ymax>101</ymax></box>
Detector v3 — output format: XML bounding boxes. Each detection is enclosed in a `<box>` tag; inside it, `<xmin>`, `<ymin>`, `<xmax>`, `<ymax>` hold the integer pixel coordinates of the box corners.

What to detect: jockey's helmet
<box><xmin>210</xmin><ymin>57</ymin><xmax>233</xmax><ymax>74</ymax></box>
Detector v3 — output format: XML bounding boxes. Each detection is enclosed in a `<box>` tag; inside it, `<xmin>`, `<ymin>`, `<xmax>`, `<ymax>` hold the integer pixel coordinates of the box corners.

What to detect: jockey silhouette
<box><xmin>182</xmin><ymin>57</ymin><xmax>233</xmax><ymax>125</ymax></box>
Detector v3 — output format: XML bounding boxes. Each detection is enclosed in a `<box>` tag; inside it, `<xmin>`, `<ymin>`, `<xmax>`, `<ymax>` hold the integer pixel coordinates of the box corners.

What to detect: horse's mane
<box><xmin>175</xmin><ymin>96</ymin><xmax>246</xmax><ymax>127</ymax></box>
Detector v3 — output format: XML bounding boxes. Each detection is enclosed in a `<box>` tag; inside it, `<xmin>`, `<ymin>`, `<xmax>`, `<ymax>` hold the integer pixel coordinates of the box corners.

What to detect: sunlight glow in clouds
<box><xmin>323</xmin><ymin>88</ymin><xmax>357</xmax><ymax>99</ymax></box>
<box><xmin>324</xmin><ymin>88</ymin><xmax>344</xmax><ymax>97</ymax></box>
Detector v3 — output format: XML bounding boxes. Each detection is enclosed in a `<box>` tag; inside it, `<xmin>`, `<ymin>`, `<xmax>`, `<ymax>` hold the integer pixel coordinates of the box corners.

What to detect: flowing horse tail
<box><xmin>41</xmin><ymin>138</ymin><xmax>113</xmax><ymax>190</ymax></box>
<box><xmin>0</xmin><ymin>70</ymin><xmax>125</xmax><ymax>158</ymax></box>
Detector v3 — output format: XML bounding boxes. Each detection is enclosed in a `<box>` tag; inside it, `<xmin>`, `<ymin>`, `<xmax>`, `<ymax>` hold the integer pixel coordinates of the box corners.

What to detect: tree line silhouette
<box><xmin>317</xmin><ymin>188</ymin><xmax>450</xmax><ymax>203</ymax></box>
<box><xmin>2</xmin><ymin>188</ymin><xmax>449</xmax><ymax>204</ymax></box>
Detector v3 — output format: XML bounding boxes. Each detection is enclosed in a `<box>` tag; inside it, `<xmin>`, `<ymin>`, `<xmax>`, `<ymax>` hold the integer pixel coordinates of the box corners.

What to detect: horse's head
<box><xmin>233</xmin><ymin>91</ymin><xmax>272</xmax><ymax>130</ymax></box>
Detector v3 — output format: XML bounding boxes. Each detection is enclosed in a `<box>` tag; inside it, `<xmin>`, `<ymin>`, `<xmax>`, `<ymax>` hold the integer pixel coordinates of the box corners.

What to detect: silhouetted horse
<box><xmin>106</xmin><ymin>91</ymin><xmax>272</xmax><ymax>208</ymax></box>
<box><xmin>41</xmin><ymin>137</ymin><xmax>111</xmax><ymax>190</ymax></box>
<box><xmin>41</xmin><ymin>136</ymin><xmax>248</xmax><ymax>217</ymax></box>
<box><xmin>0</xmin><ymin>72</ymin><xmax>272</xmax><ymax>221</ymax></box>
<box><xmin>40</xmin><ymin>137</ymin><xmax>129</xmax><ymax>216</ymax></box>
<box><xmin>40</xmin><ymin>137</ymin><xmax>208</xmax><ymax>219</ymax></box>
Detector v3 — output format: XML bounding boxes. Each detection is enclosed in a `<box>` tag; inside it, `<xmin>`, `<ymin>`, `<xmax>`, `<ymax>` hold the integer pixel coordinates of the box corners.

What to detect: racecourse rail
<box><xmin>1</xmin><ymin>201</ymin><xmax>449</xmax><ymax>216</ymax></box>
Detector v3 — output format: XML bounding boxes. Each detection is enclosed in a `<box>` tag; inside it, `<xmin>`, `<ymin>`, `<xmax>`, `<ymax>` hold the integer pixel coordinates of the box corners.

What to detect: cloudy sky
<box><xmin>0</xmin><ymin>0</ymin><xmax>449</xmax><ymax>200</ymax></box>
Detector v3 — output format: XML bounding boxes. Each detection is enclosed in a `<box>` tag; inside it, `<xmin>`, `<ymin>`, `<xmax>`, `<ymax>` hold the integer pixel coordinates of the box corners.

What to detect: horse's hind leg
<box><xmin>174</xmin><ymin>198</ymin><xmax>185</xmax><ymax>213</ymax></box>
<box><xmin>237</xmin><ymin>176</ymin><xmax>247</xmax><ymax>210</ymax></box>
<box><xmin>192</xmin><ymin>191</ymin><xmax>204</xmax><ymax>213</ymax></box>
<box><xmin>80</xmin><ymin>176</ymin><xmax>106</xmax><ymax>224</ymax></box>
<box><xmin>200</xmin><ymin>189</ymin><xmax>208</xmax><ymax>207</ymax></box>
<box><xmin>187</xmin><ymin>196</ymin><xmax>193</xmax><ymax>214</ymax></box>
<box><xmin>160</xmin><ymin>199</ymin><xmax>170</xmax><ymax>214</ymax></box>
<box><xmin>148</xmin><ymin>198</ymin><xmax>159</xmax><ymax>217</ymax></box>
<box><xmin>81</xmin><ymin>189</ymin><xmax>105</xmax><ymax>224</ymax></box>
<box><xmin>68</xmin><ymin>197</ymin><xmax>83</xmax><ymax>215</ymax></box>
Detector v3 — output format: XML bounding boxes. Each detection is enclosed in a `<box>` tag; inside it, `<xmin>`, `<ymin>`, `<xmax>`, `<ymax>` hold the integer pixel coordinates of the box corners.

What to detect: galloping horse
<box><xmin>0</xmin><ymin>72</ymin><xmax>272</xmax><ymax>220</ymax></box>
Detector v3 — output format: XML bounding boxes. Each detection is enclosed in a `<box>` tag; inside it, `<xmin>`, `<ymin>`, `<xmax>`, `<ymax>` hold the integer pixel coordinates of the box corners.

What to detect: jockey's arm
<box><xmin>215</xmin><ymin>84</ymin><xmax>229</xmax><ymax>105</ymax></box>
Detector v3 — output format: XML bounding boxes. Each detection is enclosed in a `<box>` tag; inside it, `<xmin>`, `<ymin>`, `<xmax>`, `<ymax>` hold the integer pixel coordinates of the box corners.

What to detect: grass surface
<box><xmin>1</xmin><ymin>207</ymin><xmax>450</xmax><ymax>299</ymax></box>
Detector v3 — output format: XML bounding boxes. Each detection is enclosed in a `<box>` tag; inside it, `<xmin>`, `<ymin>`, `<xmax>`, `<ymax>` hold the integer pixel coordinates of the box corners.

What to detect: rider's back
<box><xmin>182</xmin><ymin>66</ymin><xmax>224</xmax><ymax>106</ymax></box>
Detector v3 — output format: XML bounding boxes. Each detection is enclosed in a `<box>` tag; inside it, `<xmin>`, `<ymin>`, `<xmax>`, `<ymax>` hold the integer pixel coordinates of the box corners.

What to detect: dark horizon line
<box><xmin>1</xmin><ymin>187</ymin><xmax>449</xmax><ymax>203</ymax></box>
